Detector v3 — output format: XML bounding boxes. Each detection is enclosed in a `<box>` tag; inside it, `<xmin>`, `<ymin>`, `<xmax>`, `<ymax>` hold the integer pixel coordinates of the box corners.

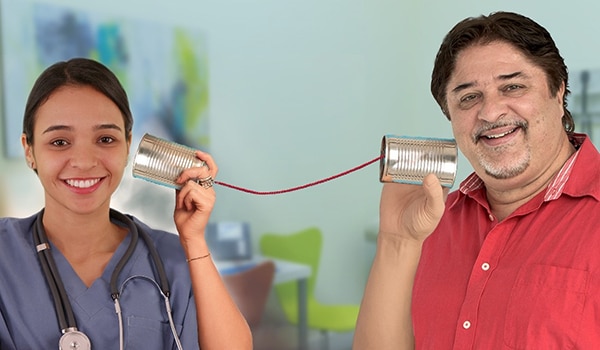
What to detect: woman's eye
<box><xmin>99</xmin><ymin>136</ymin><xmax>115</xmax><ymax>144</ymax></box>
<box><xmin>51</xmin><ymin>139</ymin><xmax>69</xmax><ymax>147</ymax></box>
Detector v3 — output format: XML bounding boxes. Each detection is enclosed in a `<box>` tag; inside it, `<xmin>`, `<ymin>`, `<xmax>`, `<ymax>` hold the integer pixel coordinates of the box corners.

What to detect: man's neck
<box><xmin>485</xmin><ymin>140</ymin><xmax>577</xmax><ymax>221</ymax></box>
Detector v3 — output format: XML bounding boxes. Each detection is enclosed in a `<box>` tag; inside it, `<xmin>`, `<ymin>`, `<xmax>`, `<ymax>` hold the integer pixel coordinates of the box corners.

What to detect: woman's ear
<box><xmin>21</xmin><ymin>134</ymin><xmax>35</xmax><ymax>170</ymax></box>
<box><xmin>127</xmin><ymin>131</ymin><xmax>132</xmax><ymax>154</ymax></box>
<box><xmin>125</xmin><ymin>131</ymin><xmax>133</xmax><ymax>166</ymax></box>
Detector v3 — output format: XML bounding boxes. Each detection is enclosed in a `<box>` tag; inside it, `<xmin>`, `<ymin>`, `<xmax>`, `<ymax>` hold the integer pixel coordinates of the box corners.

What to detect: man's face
<box><xmin>445</xmin><ymin>41</ymin><xmax>566</xmax><ymax>188</ymax></box>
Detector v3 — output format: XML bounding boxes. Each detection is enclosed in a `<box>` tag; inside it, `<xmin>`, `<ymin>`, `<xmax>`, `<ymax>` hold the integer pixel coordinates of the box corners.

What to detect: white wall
<box><xmin>1</xmin><ymin>0</ymin><xmax>599</xmax><ymax>305</ymax></box>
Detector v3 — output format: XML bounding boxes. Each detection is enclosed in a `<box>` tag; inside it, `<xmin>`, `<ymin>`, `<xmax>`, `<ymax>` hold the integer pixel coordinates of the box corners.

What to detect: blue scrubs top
<box><xmin>0</xmin><ymin>211</ymin><xmax>199</xmax><ymax>349</ymax></box>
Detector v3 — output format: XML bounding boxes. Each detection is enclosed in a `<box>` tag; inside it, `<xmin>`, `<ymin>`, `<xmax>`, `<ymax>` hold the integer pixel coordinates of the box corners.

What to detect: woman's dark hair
<box><xmin>22</xmin><ymin>57</ymin><xmax>133</xmax><ymax>145</ymax></box>
<box><xmin>430</xmin><ymin>11</ymin><xmax>574</xmax><ymax>134</ymax></box>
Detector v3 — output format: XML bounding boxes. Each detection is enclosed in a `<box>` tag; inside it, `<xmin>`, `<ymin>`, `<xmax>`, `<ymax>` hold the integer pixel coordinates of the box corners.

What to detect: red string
<box><xmin>214</xmin><ymin>155</ymin><xmax>382</xmax><ymax>195</ymax></box>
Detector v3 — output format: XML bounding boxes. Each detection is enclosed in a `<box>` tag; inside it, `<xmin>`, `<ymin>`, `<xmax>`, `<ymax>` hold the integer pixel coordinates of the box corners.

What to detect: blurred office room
<box><xmin>1</xmin><ymin>1</ymin><xmax>599</xmax><ymax>349</ymax></box>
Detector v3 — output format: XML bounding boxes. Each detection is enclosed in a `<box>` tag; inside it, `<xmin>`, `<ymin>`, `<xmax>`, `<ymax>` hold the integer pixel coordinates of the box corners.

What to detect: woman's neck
<box><xmin>40</xmin><ymin>206</ymin><xmax>128</xmax><ymax>287</ymax></box>
<box><xmin>41</xmin><ymin>206</ymin><xmax>127</xmax><ymax>261</ymax></box>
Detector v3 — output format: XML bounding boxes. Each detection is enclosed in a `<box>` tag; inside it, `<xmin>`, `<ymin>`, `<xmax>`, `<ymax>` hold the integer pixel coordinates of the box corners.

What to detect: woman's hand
<box><xmin>173</xmin><ymin>151</ymin><xmax>253</xmax><ymax>349</ymax></box>
<box><xmin>173</xmin><ymin>150</ymin><xmax>218</xmax><ymax>249</ymax></box>
<box><xmin>379</xmin><ymin>173</ymin><xmax>448</xmax><ymax>243</ymax></box>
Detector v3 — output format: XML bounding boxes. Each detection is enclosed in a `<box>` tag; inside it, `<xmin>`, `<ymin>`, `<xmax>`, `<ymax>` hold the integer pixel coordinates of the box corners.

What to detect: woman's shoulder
<box><xmin>128</xmin><ymin>215</ymin><xmax>186</xmax><ymax>261</ymax></box>
<box><xmin>0</xmin><ymin>212</ymin><xmax>37</xmax><ymax>237</ymax></box>
<box><xmin>0</xmin><ymin>213</ymin><xmax>39</xmax><ymax>260</ymax></box>
<box><xmin>131</xmin><ymin>217</ymin><xmax>179</xmax><ymax>241</ymax></box>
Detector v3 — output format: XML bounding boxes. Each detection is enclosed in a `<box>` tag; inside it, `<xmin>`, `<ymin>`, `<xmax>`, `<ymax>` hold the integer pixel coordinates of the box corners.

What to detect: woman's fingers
<box><xmin>177</xmin><ymin>179</ymin><xmax>215</xmax><ymax>209</ymax></box>
<box><xmin>195</xmin><ymin>150</ymin><xmax>218</xmax><ymax>177</ymax></box>
<box><xmin>176</xmin><ymin>150</ymin><xmax>218</xmax><ymax>186</ymax></box>
<box><xmin>173</xmin><ymin>150</ymin><xmax>219</xmax><ymax>211</ymax></box>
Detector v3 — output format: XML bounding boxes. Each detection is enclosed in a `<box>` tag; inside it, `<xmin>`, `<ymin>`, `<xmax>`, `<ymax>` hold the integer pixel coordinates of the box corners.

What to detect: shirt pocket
<box><xmin>126</xmin><ymin>315</ymin><xmax>183</xmax><ymax>350</ymax></box>
<box><xmin>504</xmin><ymin>264</ymin><xmax>588</xmax><ymax>350</ymax></box>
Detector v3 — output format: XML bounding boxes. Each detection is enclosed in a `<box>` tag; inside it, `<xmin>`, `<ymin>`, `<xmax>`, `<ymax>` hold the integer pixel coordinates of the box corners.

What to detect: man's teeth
<box><xmin>485</xmin><ymin>129</ymin><xmax>515</xmax><ymax>139</ymax></box>
<box><xmin>66</xmin><ymin>179</ymin><xmax>100</xmax><ymax>188</ymax></box>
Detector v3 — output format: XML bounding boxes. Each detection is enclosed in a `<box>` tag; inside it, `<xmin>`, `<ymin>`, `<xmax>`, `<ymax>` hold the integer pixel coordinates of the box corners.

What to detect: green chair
<box><xmin>259</xmin><ymin>227</ymin><xmax>359</xmax><ymax>349</ymax></box>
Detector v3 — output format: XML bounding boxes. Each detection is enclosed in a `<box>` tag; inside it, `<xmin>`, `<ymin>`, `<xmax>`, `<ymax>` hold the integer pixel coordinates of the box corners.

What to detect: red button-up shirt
<box><xmin>412</xmin><ymin>134</ymin><xmax>600</xmax><ymax>349</ymax></box>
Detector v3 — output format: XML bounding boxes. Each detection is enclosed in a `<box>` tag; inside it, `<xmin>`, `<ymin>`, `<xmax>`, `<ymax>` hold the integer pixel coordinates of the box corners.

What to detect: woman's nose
<box><xmin>69</xmin><ymin>144</ymin><xmax>98</xmax><ymax>169</ymax></box>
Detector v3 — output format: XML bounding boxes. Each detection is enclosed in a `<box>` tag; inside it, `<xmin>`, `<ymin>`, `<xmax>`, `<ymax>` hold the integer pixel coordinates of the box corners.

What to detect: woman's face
<box><xmin>22</xmin><ymin>84</ymin><xmax>131</xmax><ymax>215</ymax></box>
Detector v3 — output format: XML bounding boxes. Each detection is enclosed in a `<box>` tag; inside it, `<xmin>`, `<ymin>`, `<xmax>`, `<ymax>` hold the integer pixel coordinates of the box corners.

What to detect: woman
<box><xmin>0</xmin><ymin>58</ymin><xmax>252</xmax><ymax>349</ymax></box>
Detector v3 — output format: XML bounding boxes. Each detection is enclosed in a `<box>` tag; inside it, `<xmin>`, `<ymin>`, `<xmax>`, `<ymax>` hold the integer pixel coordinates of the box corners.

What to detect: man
<box><xmin>354</xmin><ymin>11</ymin><xmax>600</xmax><ymax>349</ymax></box>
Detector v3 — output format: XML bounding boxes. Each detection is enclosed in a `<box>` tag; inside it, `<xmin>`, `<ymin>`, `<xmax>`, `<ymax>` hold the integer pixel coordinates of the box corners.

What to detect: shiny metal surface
<box><xmin>132</xmin><ymin>133</ymin><xmax>205</xmax><ymax>189</ymax></box>
<box><xmin>380</xmin><ymin>135</ymin><xmax>457</xmax><ymax>188</ymax></box>
<box><xmin>59</xmin><ymin>330</ymin><xmax>91</xmax><ymax>350</ymax></box>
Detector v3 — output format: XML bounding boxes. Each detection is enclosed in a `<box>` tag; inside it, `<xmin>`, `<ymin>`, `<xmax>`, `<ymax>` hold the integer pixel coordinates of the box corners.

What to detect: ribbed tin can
<box><xmin>132</xmin><ymin>133</ymin><xmax>205</xmax><ymax>189</ymax></box>
<box><xmin>380</xmin><ymin>135</ymin><xmax>458</xmax><ymax>188</ymax></box>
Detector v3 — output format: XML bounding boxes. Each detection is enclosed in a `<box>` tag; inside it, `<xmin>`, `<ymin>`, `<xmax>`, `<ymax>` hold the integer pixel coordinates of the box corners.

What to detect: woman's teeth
<box><xmin>66</xmin><ymin>179</ymin><xmax>100</xmax><ymax>188</ymax></box>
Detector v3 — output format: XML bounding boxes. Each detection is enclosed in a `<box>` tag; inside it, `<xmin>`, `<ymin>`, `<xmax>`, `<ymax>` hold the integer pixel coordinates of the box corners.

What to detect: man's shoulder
<box><xmin>567</xmin><ymin>135</ymin><xmax>600</xmax><ymax>199</ymax></box>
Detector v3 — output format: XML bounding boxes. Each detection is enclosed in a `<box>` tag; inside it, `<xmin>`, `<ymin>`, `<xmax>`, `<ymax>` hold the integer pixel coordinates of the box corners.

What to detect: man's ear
<box><xmin>556</xmin><ymin>81</ymin><xmax>566</xmax><ymax>106</ymax></box>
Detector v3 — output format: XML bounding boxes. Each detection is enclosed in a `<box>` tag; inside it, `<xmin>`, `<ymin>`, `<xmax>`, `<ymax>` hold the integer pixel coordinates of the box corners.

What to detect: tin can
<box><xmin>132</xmin><ymin>133</ymin><xmax>205</xmax><ymax>189</ymax></box>
<box><xmin>380</xmin><ymin>135</ymin><xmax>457</xmax><ymax>188</ymax></box>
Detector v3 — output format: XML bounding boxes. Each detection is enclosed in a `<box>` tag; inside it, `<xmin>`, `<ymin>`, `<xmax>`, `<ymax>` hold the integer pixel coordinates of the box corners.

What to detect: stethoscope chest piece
<box><xmin>59</xmin><ymin>329</ymin><xmax>91</xmax><ymax>350</ymax></box>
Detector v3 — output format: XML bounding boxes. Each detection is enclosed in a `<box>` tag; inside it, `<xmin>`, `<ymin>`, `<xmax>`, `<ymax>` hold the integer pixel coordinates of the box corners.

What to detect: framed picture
<box><xmin>1</xmin><ymin>1</ymin><xmax>210</xmax><ymax>158</ymax></box>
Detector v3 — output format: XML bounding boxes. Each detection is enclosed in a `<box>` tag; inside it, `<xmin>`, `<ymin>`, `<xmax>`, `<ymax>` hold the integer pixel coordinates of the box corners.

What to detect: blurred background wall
<box><xmin>1</xmin><ymin>1</ymin><xmax>599</xmax><ymax>344</ymax></box>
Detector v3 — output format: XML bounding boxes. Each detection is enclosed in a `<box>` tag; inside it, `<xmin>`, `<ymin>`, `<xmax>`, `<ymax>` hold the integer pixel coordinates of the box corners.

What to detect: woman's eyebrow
<box><xmin>94</xmin><ymin>123</ymin><xmax>123</xmax><ymax>132</ymax></box>
<box><xmin>42</xmin><ymin>125</ymin><xmax>72</xmax><ymax>134</ymax></box>
<box><xmin>42</xmin><ymin>123</ymin><xmax>123</xmax><ymax>134</ymax></box>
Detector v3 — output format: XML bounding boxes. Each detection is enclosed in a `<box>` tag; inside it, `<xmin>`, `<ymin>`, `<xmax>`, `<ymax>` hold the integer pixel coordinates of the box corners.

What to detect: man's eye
<box><xmin>458</xmin><ymin>93</ymin><xmax>479</xmax><ymax>109</ymax></box>
<box><xmin>505</xmin><ymin>84</ymin><xmax>523</xmax><ymax>92</ymax></box>
<box><xmin>461</xmin><ymin>94</ymin><xmax>477</xmax><ymax>102</ymax></box>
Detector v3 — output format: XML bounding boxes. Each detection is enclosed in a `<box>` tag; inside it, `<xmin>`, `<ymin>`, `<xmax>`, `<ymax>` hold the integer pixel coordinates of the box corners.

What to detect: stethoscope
<box><xmin>33</xmin><ymin>209</ymin><xmax>184</xmax><ymax>350</ymax></box>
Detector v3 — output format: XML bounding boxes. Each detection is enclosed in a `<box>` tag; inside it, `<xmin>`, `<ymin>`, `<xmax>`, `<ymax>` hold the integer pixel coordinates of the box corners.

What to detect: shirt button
<box><xmin>463</xmin><ymin>320</ymin><xmax>471</xmax><ymax>329</ymax></box>
<box><xmin>481</xmin><ymin>262</ymin><xmax>490</xmax><ymax>271</ymax></box>
<box><xmin>488</xmin><ymin>214</ymin><xmax>494</xmax><ymax>221</ymax></box>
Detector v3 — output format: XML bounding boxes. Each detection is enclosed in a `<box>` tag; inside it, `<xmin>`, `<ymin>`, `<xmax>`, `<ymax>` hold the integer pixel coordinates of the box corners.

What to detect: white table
<box><xmin>217</xmin><ymin>257</ymin><xmax>312</xmax><ymax>350</ymax></box>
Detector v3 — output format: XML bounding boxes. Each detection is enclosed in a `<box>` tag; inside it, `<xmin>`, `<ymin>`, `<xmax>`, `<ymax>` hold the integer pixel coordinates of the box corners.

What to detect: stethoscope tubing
<box><xmin>110</xmin><ymin>209</ymin><xmax>171</xmax><ymax>299</ymax></box>
<box><xmin>33</xmin><ymin>209</ymin><xmax>178</xmax><ymax>349</ymax></box>
<box><xmin>33</xmin><ymin>209</ymin><xmax>77</xmax><ymax>332</ymax></box>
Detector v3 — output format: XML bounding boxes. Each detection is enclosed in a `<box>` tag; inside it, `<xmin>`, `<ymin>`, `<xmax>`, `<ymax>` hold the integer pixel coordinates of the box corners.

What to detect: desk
<box><xmin>217</xmin><ymin>257</ymin><xmax>312</xmax><ymax>350</ymax></box>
